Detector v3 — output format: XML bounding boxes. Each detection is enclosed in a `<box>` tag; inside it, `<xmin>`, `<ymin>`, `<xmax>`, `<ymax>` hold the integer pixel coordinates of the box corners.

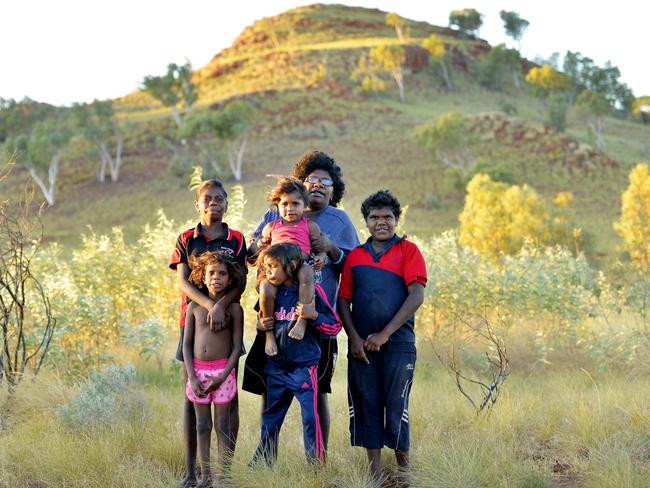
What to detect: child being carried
<box><xmin>250</xmin><ymin>176</ymin><xmax>326</xmax><ymax>356</ymax></box>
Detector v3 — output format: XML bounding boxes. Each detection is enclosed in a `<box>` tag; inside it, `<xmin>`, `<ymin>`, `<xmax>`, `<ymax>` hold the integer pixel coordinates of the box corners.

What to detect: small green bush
<box><xmin>547</xmin><ymin>93</ymin><xmax>568</xmax><ymax>132</ymax></box>
<box><xmin>58</xmin><ymin>365</ymin><xmax>148</xmax><ymax>430</ymax></box>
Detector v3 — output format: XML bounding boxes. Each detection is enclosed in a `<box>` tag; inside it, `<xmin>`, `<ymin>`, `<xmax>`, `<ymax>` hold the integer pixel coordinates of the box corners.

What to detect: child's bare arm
<box><xmin>209</xmin><ymin>277</ymin><xmax>247</xmax><ymax>331</ymax></box>
<box><xmin>225</xmin><ymin>304</ymin><xmax>244</xmax><ymax>372</ymax></box>
<box><xmin>177</xmin><ymin>262</ymin><xmax>215</xmax><ymax>311</ymax></box>
<box><xmin>182</xmin><ymin>304</ymin><xmax>205</xmax><ymax>396</ymax></box>
<box><xmin>364</xmin><ymin>283</ymin><xmax>425</xmax><ymax>352</ymax></box>
<box><xmin>307</xmin><ymin>221</ymin><xmax>325</xmax><ymax>254</ymax></box>
<box><xmin>307</xmin><ymin>221</ymin><xmax>327</xmax><ymax>270</ymax></box>
<box><xmin>249</xmin><ymin>223</ymin><xmax>273</xmax><ymax>258</ymax></box>
<box><xmin>338</xmin><ymin>298</ymin><xmax>369</xmax><ymax>364</ymax></box>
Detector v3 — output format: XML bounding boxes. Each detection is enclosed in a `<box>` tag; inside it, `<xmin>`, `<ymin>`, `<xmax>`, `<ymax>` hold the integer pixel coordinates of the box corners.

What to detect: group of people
<box><xmin>168</xmin><ymin>150</ymin><xmax>428</xmax><ymax>487</ymax></box>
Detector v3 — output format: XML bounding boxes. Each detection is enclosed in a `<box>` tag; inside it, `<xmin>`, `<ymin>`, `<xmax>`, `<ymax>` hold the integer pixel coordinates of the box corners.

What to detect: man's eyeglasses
<box><xmin>305</xmin><ymin>176</ymin><xmax>333</xmax><ymax>187</ymax></box>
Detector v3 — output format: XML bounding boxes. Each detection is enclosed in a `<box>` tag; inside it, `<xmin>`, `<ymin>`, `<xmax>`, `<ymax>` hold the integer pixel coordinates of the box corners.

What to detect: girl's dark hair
<box><xmin>257</xmin><ymin>243</ymin><xmax>303</xmax><ymax>284</ymax></box>
<box><xmin>268</xmin><ymin>176</ymin><xmax>309</xmax><ymax>205</ymax></box>
<box><xmin>361</xmin><ymin>189</ymin><xmax>402</xmax><ymax>221</ymax></box>
<box><xmin>195</xmin><ymin>179</ymin><xmax>228</xmax><ymax>201</ymax></box>
<box><xmin>188</xmin><ymin>251</ymin><xmax>244</xmax><ymax>291</ymax></box>
<box><xmin>291</xmin><ymin>150</ymin><xmax>345</xmax><ymax>207</ymax></box>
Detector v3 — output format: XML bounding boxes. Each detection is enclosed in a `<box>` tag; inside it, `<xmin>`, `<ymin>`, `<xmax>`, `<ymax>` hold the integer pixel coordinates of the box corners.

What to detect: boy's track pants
<box><xmin>254</xmin><ymin>364</ymin><xmax>323</xmax><ymax>464</ymax></box>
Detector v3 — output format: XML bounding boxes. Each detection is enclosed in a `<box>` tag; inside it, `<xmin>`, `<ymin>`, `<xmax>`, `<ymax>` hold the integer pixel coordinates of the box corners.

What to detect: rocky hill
<box><xmin>2</xmin><ymin>3</ymin><xmax>649</xmax><ymax>259</ymax></box>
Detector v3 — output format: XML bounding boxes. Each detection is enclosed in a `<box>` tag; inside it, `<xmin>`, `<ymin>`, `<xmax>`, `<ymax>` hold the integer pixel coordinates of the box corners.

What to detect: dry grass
<box><xmin>2</xmin><ymin>339</ymin><xmax>650</xmax><ymax>487</ymax></box>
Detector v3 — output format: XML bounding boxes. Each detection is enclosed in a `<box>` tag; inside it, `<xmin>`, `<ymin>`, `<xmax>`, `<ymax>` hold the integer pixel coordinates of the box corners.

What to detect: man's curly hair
<box><xmin>361</xmin><ymin>190</ymin><xmax>402</xmax><ymax>221</ymax></box>
<box><xmin>291</xmin><ymin>150</ymin><xmax>345</xmax><ymax>207</ymax></box>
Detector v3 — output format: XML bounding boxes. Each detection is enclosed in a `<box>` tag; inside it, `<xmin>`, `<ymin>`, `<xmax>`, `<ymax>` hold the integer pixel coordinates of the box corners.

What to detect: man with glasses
<box><xmin>244</xmin><ymin>150</ymin><xmax>359</xmax><ymax>456</ymax></box>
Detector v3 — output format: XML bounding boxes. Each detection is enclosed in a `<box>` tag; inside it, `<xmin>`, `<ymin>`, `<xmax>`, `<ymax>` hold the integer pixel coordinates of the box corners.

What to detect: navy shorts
<box><xmin>175</xmin><ymin>327</ymin><xmax>185</xmax><ymax>362</ymax></box>
<box><xmin>242</xmin><ymin>332</ymin><xmax>267</xmax><ymax>394</ymax></box>
<box><xmin>317</xmin><ymin>338</ymin><xmax>338</xmax><ymax>394</ymax></box>
<box><xmin>347</xmin><ymin>348</ymin><xmax>416</xmax><ymax>451</ymax></box>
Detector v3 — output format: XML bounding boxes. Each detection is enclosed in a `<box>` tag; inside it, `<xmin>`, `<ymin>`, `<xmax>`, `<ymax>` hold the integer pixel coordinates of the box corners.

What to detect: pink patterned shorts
<box><xmin>186</xmin><ymin>358</ymin><xmax>238</xmax><ymax>405</ymax></box>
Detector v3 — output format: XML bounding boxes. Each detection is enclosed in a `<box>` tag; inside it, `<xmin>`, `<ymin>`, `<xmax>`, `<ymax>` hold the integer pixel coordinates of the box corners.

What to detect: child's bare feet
<box><xmin>265</xmin><ymin>330</ymin><xmax>278</xmax><ymax>356</ymax></box>
<box><xmin>176</xmin><ymin>474</ymin><xmax>198</xmax><ymax>488</ymax></box>
<box><xmin>195</xmin><ymin>476</ymin><xmax>214</xmax><ymax>488</ymax></box>
<box><xmin>288</xmin><ymin>317</ymin><xmax>307</xmax><ymax>340</ymax></box>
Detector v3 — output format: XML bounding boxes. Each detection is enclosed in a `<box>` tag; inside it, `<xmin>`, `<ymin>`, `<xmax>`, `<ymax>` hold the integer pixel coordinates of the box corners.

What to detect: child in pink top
<box><xmin>250</xmin><ymin>176</ymin><xmax>326</xmax><ymax>356</ymax></box>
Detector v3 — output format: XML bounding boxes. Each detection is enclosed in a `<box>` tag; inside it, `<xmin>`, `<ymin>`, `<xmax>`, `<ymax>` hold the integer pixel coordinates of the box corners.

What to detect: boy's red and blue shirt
<box><xmin>338</xmin><ymin>234</ymin><xmax>427</xmax><ymax>351</ymax></box>
<box><xmin>169</xmin><ymin>222</ymin><xmax>247</xmax><ymax>327</ymax></box>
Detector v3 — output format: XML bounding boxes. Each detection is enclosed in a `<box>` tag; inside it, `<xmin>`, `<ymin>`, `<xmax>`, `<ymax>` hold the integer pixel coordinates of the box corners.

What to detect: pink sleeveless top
<box><xmin>270</xmin><ymin>217</ymin><xmax>311</xmax><ymax>255</ymax></box>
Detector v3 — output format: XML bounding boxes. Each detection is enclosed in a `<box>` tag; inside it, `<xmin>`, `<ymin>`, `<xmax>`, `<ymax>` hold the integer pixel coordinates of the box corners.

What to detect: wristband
<box><xmin>332</xmin><ymin>250</ymin><xmax>345</xmax><ymax>265</ymax></box>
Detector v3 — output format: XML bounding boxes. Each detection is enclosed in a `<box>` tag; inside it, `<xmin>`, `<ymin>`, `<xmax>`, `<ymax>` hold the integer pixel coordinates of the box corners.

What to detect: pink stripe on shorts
<box><xmin>186</xmin><ymin>357</ymin><xmax>238</xmax><ymax>404</ymax></box>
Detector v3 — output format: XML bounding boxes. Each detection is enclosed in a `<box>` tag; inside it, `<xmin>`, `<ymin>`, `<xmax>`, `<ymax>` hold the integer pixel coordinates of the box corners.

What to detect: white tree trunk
<box><xmin>595</xmin><ymin>117</ymin><xmax>605</xmax><ymax>149</ymax></box>
<box><xmin>441</xmin><ymin>59</ymin><xmax>454</xmax><ymax>91</ymax></box>
<box><xmin>437</xmin><ymin>150</ymin><xmax>475</xmax><ymax>177</ymax></box>
<box><xmin>588</xmin><ymin>118</ymin><xmax>606</xmax><ymax>149</ymax></box>
<box><xmin>395</xmin><ymin>26</ymin><xmax>404</xmax><ymax>42</ymax></box>
<box><xmin>393</xmin><ymin>69</ymin><xmax>405</xmax><ymax>102</ymax></box>
<box><xmin>108</xmin><ymin>124</ymin><xmax>123</xmax><ymax>182</ymax></box>
<box><xmin>193</xmin><ymin>139</ymin><xmax>222</xmax><ymax>175</ymax></box>
<box><xmin>228</xmin><ymin>136</ymin><xmax>248</xmax><ymax>181</ymax></box>
<box><xmin>28</xmin><ymin>152</ymin><xmax>59</xmax><ymax>207</ymax></box>
<box><xmin>96</xmin><ymin>155</ymin><xmax>107</xmax><ymax>183</ymax></box>
<box><xmin>512</xmin><ymin>67</ymin><xmax>521</xmax><ymax>89</ymax></box>
<box><xmin>171</xmin><ymin>107</ymin><xmax>183</xmax><ymax>129</ymax></box>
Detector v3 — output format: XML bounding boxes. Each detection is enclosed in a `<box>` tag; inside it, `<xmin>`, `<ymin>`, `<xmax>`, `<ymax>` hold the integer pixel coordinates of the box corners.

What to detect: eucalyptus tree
<box><xmin>142</xmin><ymin>62</ymin><xmax>197</xmax><ymax>129</ymax></box>
<box><xmin>4</xmin><ymin>116</ymin><xmax>72</xmax><ymax>206</ymax></box>
<box><xmin>73</xmin><ymin>99</ymin><xmax>124</xmax><ymax>182</ymax></box>
<box><xmin>499</xmin><ymin>10</ymin><xmax>529</xmax><ymax>51</ymax></box>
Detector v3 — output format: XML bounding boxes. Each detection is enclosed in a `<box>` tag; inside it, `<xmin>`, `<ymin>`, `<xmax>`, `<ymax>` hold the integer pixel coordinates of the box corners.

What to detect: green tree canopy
<box><xmin>449</xmin><ymin>8</ymin><xmax>482</xmax><ymax>38</ymax></box>
<box><xmin>413</xmin><ymin>111</ymin><xmax>476</xmax><ymax>176</ymax></box>
<box><xmin>142</xmin><ymin>62</ymin><xmax>197</xmax><ymax>128</ymax></box>
<box><xmin>499</xmin><ymin>10</ymin><xmax>529</xmax><ymax>49</ymax></box>
<box><xmin>563</xmin><ymin>51</ymin><xmax>634</xmax><ymax>111</ymax></box>
<box><xmin>4</xmin><ymin>116</ymin><xmax>72</xmax><ymax>206</ymax></box>
<box><xmin>478</xmin><ymin>44</ymin><xmax>521</xmax><ymax>90</ymax></box>
<box><xmin>72</xmin><ymin>100</ymin><xmax>125</xmax><ymax>182</ymax></box>
<box><xmin>576</xmin><ymin>89</ymin><xmax>610</xmax><ymax>149</ymax></box>
<box><xmin>180</xmin><ymin>101</ymin><xmax>253</xmax><ymax>180</ymax></box>
<box><xmin>0</xmin><ymin>98</ymin><xmax>57</xmax><ymax>143</ymax></box>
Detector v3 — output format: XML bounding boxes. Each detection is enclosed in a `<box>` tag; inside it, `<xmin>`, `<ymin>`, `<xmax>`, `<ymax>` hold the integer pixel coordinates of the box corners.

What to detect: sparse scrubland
<box><xmin>2</xmin><ymin>3</ymin><xmax>650</xmax><ymax>487</ymax></box>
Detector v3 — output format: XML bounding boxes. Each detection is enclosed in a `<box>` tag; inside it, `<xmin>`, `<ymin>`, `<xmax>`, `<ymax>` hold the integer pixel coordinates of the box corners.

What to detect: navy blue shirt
<box><xmin>339</xmin><ymin>235</ymin><xmax>427</xmax><ymax>351</ymax></box>
<box><xmin>265</xmin><ymin>283</ymin><xmax>341</xmax><ymax>372</ymax></box>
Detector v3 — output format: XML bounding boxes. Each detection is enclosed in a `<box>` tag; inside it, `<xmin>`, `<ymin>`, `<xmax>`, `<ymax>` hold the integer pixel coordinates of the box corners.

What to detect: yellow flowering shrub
<box><xmin>614</xmin><ymin>163</ymin><xmax>650</xmax><ymax>270</ymax></box>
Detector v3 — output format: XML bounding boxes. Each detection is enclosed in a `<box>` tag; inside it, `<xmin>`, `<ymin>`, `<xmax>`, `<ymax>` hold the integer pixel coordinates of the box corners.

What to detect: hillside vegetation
<box><xmin>1</xmin><ymin>4</ymin><xmax>648</xmax><ymax>259</ymax></box>
<box><xmin>4</xmin><ymin>6</ymin><xmax>650</xmax><ymax>486</ymax></box>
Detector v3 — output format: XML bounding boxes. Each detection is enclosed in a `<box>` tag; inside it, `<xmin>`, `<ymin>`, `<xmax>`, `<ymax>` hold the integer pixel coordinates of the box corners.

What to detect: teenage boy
<box><xmin>337</xmin><ymin>190</ymin><xmax>427</xmax><ymax>482</ymax></box>
<box><xmin>169</xmin><ymin>179</ymin><xmax>247</xmax><ymax>488</ymax></box>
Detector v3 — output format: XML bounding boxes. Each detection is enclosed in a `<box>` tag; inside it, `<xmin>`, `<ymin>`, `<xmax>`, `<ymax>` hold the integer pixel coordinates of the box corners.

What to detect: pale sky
<box><xmin>2</xmin><ymin>1</ymin><xmax>648</xmax><ymax>106</ymax></box>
